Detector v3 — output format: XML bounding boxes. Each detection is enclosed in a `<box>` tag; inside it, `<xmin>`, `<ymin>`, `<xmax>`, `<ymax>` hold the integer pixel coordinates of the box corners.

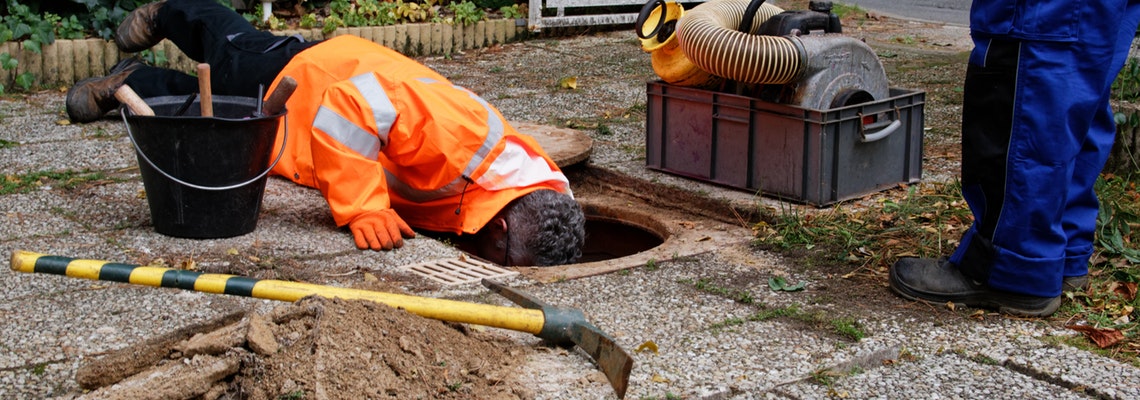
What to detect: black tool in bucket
<box><xmin>120</xmin><ymin>88</ymin><xmax>289</xmax><ymax>239</ymax></box>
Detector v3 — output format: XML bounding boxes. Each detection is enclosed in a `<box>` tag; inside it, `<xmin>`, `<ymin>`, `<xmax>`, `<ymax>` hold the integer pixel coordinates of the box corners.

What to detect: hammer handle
<box><xmin>262</xmin><ymin>76</ymin><xmax>297</xmax><ymax>117</ymax></box>
<box><xmin>197</xmin><ymin>63</ymin><xmax>213</xmax><ymax>117</ymax></box>
<box><xmin>114</xmin><ymin>85</ymin><xmax>154</xmax><ymax>116</ymax></box>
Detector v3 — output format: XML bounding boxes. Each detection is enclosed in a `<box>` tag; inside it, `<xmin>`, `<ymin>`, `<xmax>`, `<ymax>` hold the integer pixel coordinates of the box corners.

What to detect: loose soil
<box><xmin>79</xmin><ymin>296</ymin><xmax>534</xmax><ymax>400</ymax></box>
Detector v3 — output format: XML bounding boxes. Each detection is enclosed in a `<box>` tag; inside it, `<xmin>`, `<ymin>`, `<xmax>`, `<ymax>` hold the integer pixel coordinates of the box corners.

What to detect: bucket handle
<box><xmin>121</xmin><ymin>112</ymin><xmax>288</xmax><ymax>192</ymax></box>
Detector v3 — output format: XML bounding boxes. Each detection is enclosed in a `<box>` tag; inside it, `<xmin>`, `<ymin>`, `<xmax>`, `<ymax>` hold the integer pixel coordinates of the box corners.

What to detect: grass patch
<box><xmin>682</xmin><ymin>277</ymin><xmax>756</xmax><ymax>304</ymax></box>
<box><xmin>810</xmin><ymin>364</ymin><xmax>866</xmax><ymax>388</ymax></box>
<box><xmin>679</xmin><ymin>278</ymin><xmax>864</xmax><ymax>339</ymax></box>
<box><xmin>754</xmin><ymin>180</ymin><xmax>971</xmax><ymax>276</ymax></box>
<box><xmin>1059</xmin><ymin>173</ymin><xmax>1140</xmax><ymax>363</ymax></box>
<box><xmin>752</xmin><ymin>173</ymin><xmax>1140</xmax><ymax>365</ymax></box>
<box><xmin>830</xmin><ymin>317</ymin><xmax>866</xmax><ymax>341</ymax></box>
<box><xmin>891</xmin><ymin>35</ymin><xmax>918</xmax><ymax>45</ymax></box>
<box><xmin>627</xmin><ymin>102</ymin><xmax>647</xmax><ymax>115</ymax></box>
<box><xmin>0</xmin><ymin>138</ymin><xmax>16</xmax><ymax>149</ymax></box>
<box><xmin>1</xmin><ymin>169</ymin><xmax>117</xmax><ymax>195</ymax></box>
<box><xmin>830</xmin><ymin>3</ymin><xmax>867</xmax><ymax>21</ymax></box>
<box><xmin>968</xmin><ymin>353</ymin><xmax>1000</xmax><ymax>365</ymax></box>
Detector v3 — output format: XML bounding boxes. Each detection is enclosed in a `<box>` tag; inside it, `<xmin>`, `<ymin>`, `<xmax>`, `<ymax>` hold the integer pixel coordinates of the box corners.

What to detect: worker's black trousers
<box><xmin>123</xmin><ymin>0</ymin><xmax>321</xmax><ymax>99</ymax></box>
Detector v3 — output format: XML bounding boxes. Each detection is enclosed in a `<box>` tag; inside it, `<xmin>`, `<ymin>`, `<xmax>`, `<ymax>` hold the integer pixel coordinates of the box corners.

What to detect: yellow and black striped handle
<box><xmin>9</xmin><ymin>250</ymin><xmax>545</xmax><ymax>335</ymax></box>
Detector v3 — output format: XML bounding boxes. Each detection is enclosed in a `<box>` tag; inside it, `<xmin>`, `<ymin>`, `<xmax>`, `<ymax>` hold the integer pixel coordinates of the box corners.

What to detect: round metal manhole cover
<box><xmin>511</xmin><ymin>121</ymin><xmax>593</xmax><ymax>168</ymax></box>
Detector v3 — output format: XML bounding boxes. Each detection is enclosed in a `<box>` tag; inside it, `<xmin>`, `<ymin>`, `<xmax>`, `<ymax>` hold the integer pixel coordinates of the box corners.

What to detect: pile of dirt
<box><xmin>76</xmin><ymin>296</ymin><xmax>535</xmax><ymax>400</ymax></box>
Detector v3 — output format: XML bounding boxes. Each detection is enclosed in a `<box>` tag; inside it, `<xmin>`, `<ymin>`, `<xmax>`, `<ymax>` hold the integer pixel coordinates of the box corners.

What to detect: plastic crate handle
<box><xmin>858</xmin><ymin>108</ymin><xmax>902</xmax><ymax>143</ymax></box>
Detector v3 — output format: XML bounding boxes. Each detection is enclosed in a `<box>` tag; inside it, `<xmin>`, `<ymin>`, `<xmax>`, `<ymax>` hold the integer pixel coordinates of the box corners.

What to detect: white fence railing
<box><xmin>527</xmin><ymin>0</ymin><xmax>708</xmax><ymax>31</ymax></box>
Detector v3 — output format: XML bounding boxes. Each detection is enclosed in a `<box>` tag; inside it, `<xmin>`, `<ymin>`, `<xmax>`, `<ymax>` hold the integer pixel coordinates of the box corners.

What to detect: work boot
<box><xmin>115</xmin><ymin>1</ymin><xmax>166</xmax><ymax>53</ymax></box>
<box><xmin>65</xmin><ymin>58</ymin><xmax>144</xmax><ymax>123</ymax></box>
<box><xmin>889</xmin><ymin>257</ymin><xmax>1061</xmax><ymax>317</ymax></box>
<box><xmin>1063</xmin><ymin>275</ymin><xmax>1089</xmax><ymax>292</ymax></box>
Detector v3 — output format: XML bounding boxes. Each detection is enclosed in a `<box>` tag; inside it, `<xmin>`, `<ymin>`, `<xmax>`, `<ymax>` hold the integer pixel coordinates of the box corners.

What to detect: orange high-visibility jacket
<box><xmin>264</xmin><ymin>35</ymin><xmax>570</xmax><ymax>234</ymax></box>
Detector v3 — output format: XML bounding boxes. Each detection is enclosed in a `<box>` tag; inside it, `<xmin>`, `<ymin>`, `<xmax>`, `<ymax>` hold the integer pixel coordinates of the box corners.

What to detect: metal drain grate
<box><xmin>397</xmin><ymin>256</ymin><xmax>517</xmax><ymax>285</ymax></box>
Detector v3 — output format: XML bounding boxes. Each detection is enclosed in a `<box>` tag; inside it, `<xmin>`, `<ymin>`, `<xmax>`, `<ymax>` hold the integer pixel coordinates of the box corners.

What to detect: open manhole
<box><xmin>578</xmin><ymin>203</ymin><xmax>668</xmax><ymax>263</ymax></box>
<box><xmin>406</xmin><ymin>124</ymin><xmax>746</xmax><ymax>282</ymax></box>
<box><xmin>413</xmin><ymin>201</ymin><xmax>670</xmax><ymax>272</ymax></box>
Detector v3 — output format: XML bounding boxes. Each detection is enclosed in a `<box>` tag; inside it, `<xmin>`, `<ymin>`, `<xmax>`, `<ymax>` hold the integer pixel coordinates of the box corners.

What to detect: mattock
<box><xmin>9</xmin><ymin>250</ymin><xmax>634</xmax><ymax>398</ymax></box>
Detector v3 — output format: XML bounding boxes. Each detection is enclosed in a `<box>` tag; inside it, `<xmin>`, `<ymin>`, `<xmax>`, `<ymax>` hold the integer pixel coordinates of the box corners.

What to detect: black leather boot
<box><xmin>115</xmin><ymin>1</ymin><xmax>166</xmax><ymax>52</ymax></box>
<box><xmin>889</xmin><ymin>257</ymin><xmax>1061</xmax><ymax>317</ymax></box>
<box><xmin>1063</xmin><ymin>274</ymin><xmax>1089</xmax><ymax>292</ymax></box>
<box><xmin>65</xmin><ymin>58</ymin><xmax>143</xmax><ymax>123</ymax></box>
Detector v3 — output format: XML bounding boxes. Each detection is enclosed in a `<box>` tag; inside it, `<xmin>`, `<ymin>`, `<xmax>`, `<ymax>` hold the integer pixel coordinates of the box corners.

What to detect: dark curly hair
<box><xmin>503</xmin><ymin>190</ymin><xmax>586</xmax><ymax>266</ymax></box>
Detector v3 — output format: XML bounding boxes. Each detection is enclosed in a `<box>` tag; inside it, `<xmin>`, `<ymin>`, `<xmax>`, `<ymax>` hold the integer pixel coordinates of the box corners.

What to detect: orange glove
<box><xmin>348</xmin><ymin>209</ymin><xmax>416</xmax><ymax>251</ymax></box>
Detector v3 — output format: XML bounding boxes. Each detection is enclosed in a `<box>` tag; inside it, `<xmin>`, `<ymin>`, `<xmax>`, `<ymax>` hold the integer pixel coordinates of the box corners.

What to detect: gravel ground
<box><xmin>2</xmin><ymin>7</ymin><xmax>1139</xmax><ymax>400</ymax></box>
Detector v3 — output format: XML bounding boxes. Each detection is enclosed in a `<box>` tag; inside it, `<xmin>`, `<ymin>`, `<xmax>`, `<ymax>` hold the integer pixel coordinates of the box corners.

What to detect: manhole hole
<box><xmin>515</xmin><ymin>197</ymin><xmax>751</xmax><ymax>283</ymax></box>
<box><xmin>417</xmin><ymin>201</ymin><xmax>670</xmax><ymax>267</ymax></box>
<box><xmin>579</xmin><ymin>213</ymin><xmax>666</xmax><ymax>263</ymax></box>
<box><xmin>397</xmin><ymin>256</ymin><xmax>517</xmax><ymax>285</ymax></box>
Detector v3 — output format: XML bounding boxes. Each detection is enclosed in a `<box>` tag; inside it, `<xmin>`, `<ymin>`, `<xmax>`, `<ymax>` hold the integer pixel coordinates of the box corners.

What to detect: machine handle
<box><xmin>858</xmin><ymin>110</ymin><xmax>902</xmax><ymax>143</ymax></box>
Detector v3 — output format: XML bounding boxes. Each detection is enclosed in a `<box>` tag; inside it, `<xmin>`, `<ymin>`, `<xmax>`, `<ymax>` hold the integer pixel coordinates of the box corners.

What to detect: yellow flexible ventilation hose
<box><xmin>676</xmin><ymin>0</ymin><xmax>802</xmax><ymax>85</ymax></box>
<box><xmin>637</xmin><ymin>1</ymin><xmax>722</xmax><ymax>87</ymax></box>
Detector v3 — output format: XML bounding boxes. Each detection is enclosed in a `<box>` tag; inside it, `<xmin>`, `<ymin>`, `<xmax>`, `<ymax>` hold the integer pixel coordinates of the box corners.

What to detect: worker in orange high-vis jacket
<box><xmin>66</xmin><ymin>0</ymin><xmax>586</xmax><ymax>266</ymax></box>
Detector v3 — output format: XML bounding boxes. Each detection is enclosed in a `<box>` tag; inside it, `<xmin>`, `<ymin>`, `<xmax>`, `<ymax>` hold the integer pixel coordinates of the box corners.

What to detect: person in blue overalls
<box><xmin>890</xmin><ymin>1</ymin><xmax>1140</xmax><ymax>316</ymax></box>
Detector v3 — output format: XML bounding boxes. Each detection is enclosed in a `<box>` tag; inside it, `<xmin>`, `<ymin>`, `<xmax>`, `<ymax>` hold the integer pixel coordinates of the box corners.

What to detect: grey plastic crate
<box><xmin>646</xmin><ymin>81</ymin><xmax>925</xmax><ymax>206</ymax></box>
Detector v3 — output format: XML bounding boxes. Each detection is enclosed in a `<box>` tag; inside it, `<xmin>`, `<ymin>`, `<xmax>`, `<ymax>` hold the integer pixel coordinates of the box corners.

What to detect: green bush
<box><xmin>20</xmin><ymin>1</ymin><xmax>155</xmax><ymax>41</ymax></box>
<box><xmin>0</xmin><ymin>0</ymin><xmax>161</xmax><ymax>92</ymax></box>
<box><xmin>448</xmin><ymin>1</ymin><xmax>485</xmax><ymax>26</ymax></box>
<box><xmin>474</xmin><ymin>0</ymin><xmax>516</xmax><ymax>9</ymax></box>
<box><xmin>0</xmin><ymin>0</ymin><xmax>507</xmax><ymax>93</ymax></box>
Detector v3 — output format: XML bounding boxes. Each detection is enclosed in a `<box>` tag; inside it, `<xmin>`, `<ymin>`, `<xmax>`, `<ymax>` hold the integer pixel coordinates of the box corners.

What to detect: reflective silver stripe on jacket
<box><xmin>311</xmin><ymin>73</ymin><xmax>396</xmax><ymax>160</ymax></box>
<box><xmin>383</xmin><ymin>78</ymin><xmax>504</xmax><ymax>203</ymax></box>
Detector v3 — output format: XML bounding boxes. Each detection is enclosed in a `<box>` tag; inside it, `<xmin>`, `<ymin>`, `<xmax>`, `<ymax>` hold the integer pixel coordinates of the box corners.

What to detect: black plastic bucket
<box><xmin>122</xmin><ymin>95</ymin><xmax>286</xmax><ymax>238</ymax></box>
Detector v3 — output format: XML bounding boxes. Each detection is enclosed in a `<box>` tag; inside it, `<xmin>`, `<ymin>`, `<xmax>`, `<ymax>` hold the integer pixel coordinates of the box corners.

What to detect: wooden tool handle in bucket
<box><xmin>114</xmin><ymin>85</ymin><xmax>154</xmax><ymax>116</ymax></box>
<box><xmin>262</xmin><ymin>76</ymin><xmax>297</xmax><ymax>117</ymax></box>
<box><xmin>197</xmin><ymin>63</ymin><xmax>213</xmax><ymax>117</ymax></box>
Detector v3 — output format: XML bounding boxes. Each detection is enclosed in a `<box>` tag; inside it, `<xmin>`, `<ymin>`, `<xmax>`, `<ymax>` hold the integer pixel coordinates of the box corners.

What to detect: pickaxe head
<box><xmin>482</xmin><ymin>278</ymin><xmax>633</xmax><ymax>398</ymax></box>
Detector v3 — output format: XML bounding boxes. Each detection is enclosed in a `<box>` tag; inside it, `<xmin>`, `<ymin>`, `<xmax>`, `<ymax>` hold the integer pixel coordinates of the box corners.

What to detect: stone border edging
<box><xmin>0</xmin><ymin>19</ymin><xmax>523</xmax><ymax>89</ymax></box>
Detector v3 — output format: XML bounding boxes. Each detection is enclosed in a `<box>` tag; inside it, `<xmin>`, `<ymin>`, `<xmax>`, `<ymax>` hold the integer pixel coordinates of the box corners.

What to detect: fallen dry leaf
<box><xmin>558</xmin><ymin>76</ymin><xmax>577</xmax><ymax>90</ymax></box>
<box><xmin>969</xmin><ymin>309</ymin><xmax>985</xmax><ymax>320</ymax></box>
<box><xmin>635</xmin><ymin>340</ymin><xmax>659</xmax><ymax>354</ymax></box>
<box><xmin>179</xmin><ymin>259</ymin><xmax>197</xmax><ymax>271</ymax></box>
<box><xmin>1110</xmin><ymin>281</ymin><xmax>1138</xmax><ymax>301</ymax></box>
<box><xmin>1066</xmin><ymin>324</ymin><xmax>1125</xmax><ymax>348</ymax></box>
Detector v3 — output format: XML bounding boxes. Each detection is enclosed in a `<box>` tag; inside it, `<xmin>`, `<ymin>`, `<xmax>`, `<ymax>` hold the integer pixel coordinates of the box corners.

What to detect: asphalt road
<box><xmin>841</xmin><ymin>0</ymin><xmax>970</xmax><ymax>26</ymax></box>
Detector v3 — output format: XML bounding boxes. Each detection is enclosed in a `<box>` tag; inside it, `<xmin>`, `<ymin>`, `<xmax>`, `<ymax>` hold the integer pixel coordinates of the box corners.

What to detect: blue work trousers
<box><xmin>950</xmin><ymin>0</ymin><xmax>1140</xmax><ymax>297</ymax></box>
